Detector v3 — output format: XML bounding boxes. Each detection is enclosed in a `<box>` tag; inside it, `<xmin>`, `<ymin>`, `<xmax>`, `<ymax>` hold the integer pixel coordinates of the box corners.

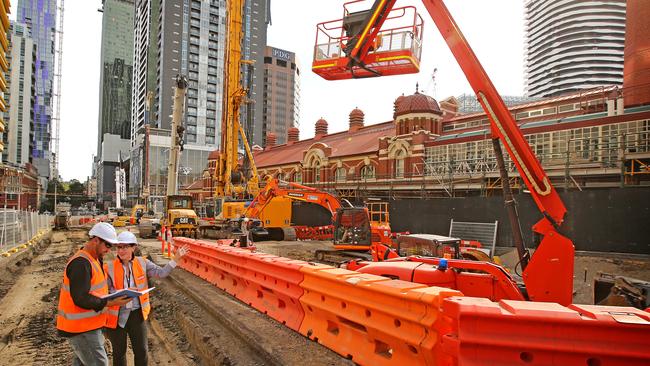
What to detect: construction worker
<box><xmin>56</xmin><ymin>222</ymin><xmax>131</xmax><ymax>366</ymax></box>
<box><xmin>103</xmin><ymin>231</ymin><xmax>188</xmax><ymax>366</ymax></box>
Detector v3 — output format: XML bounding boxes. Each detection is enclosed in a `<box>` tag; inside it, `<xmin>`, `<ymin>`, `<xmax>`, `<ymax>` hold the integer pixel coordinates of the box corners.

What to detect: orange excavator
<box><xmin>242</xmin><ymin>178</ymin><xmax>351</xmax><ymax>240</ymax></box>
<box><xmin>313</xmin><ymin>0</ymin><xmax>575</xmax><ymax>306</ymax></box>
<box><xmin>243</xmin><ymin>179</ymin><xmax>397</xmax><ymax>253</ymax></box>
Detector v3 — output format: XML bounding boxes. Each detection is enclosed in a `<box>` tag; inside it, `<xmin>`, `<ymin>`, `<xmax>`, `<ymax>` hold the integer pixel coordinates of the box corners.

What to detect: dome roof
<box><xmin>394</xmin><ymin>91</ymin><xmax>442</xmax><ymax>118</ymax></box>
<box><xmin>349</xmin><ymin>108</ymin><xmax>364</xmax><ymax>118</ymax></box>
<box><xmin>315</xmin><ymin>118</ymin><xmax>328</xmax><ymax>127</ymax></box>
<box><xmin>288</xmin><ymin>126</ymin><xmax>300</xmax><ymax>133</ymax></box>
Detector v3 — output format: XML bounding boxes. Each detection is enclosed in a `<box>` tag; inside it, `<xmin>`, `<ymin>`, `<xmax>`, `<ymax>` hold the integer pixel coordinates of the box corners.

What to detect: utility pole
<box><xmin>166</xmin><ymin>75</ymin><xmax>188</xmax><ymax>196</ymax></box>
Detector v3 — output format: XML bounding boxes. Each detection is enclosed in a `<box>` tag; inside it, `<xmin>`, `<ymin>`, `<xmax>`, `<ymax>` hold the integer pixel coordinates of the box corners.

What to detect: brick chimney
<box><xmin>349</xmin><ymin>108</ymin><xmax>364</xmax><ymax>132</ymax></box>
<box><xmin>315</xmin><ymin>118</ymin><xmax>328</xmax><ymax>140</ymax></box>
<box><xmin>287</xmin><ymin>127</ymin><xmax>300</xmax><ymax>144</ymax></box>
<box><xmin>265</xmin><ymin>132</ymin><xmax>277</xmax><ymax>150</ymax></box>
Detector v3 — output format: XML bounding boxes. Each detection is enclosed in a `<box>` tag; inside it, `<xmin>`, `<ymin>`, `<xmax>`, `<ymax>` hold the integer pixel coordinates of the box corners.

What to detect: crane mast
<box><xmin>166</xmin><ymin>75</ymin><xmax>187</xmax><ymax>196</ymax></box>
<box><xmin>214</xmin><ymin>0</ymin><xmax>259</xmax><ymax>200</ymax></box>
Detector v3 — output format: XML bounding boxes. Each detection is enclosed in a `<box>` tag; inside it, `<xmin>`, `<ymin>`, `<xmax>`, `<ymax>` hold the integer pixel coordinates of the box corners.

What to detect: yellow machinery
<box><xmin>129</xmin><ymin>204</ymin><xmax>146</xmax><ymax>225</ymax></box>
<box><xmin>212</xmin><ymin>0</ymin><xmax>260</xmax><ymax>217</ymax></box>
<box><xmin>112</xmin><ymin>208</ymin><xmax>130</xmax><ymax>227</ymax></box>
<box><xmin>164</xmin><ymin>195</ymin><xmax>199</xmax><ymax>237</ymax></box>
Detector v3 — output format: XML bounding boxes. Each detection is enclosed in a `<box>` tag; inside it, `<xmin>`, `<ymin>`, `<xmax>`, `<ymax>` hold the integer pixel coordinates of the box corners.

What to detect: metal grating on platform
<box><xmin>449</xmin><ymin>219</ymin><xmax>498</xmax><ymax>255</ymax></box>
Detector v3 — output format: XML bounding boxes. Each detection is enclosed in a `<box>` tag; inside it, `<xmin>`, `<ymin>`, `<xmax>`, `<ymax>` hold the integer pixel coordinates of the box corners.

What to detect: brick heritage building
<box><xmin>184</xmin><ymin>84</ymin><xmax>650</xmax><ymax>204</ymax></box>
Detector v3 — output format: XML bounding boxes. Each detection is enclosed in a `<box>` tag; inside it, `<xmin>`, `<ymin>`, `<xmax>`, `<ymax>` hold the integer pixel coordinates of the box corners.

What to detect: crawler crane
<box><xmin>212</xmin><ymin>0</ymin><xmax>260</xmax><ymax>219</ymax></box>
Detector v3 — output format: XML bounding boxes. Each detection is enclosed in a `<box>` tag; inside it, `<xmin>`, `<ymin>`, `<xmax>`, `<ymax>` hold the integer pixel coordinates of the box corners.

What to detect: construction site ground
<box><xmin>0</xmin><ymin>227</ymin><xmax>648</xmax><ymax>365</ymax></box>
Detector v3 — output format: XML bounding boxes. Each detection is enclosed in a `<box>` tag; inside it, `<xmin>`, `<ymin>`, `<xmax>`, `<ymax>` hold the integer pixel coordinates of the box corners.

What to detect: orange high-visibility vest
<box><xmin>56</xmin><ymin>249</ymin><xmax>110</xmax><ymax>333</ymax></box>
<box><xmin>103</xmin><ymin>256</ymin><xmax>151</xmax><ymax>329</ymax></box>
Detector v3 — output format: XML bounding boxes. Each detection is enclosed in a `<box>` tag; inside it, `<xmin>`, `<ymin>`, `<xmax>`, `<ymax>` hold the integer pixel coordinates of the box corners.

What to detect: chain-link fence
<box><xmin>0</xmin><ymin>209</ymin><xmax>51</xmax><ymax>253</ymax></box>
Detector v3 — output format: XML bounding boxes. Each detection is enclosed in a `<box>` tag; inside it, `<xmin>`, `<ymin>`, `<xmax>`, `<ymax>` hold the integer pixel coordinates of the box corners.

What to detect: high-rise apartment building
<box><xmin>261</xmin><ymin>46</ymin><xmax>300</xmax><ymax>146</ymax></box>
<box><xmin>0</xmin><ymin>0</ymin><xmax>11</xmax><ymax>155</ymax></box>
<box><xmin>95</xmin><ymin>0</ymin><xmax>134</xmax><ymax>205</ymax></box>
<box><xmin>524</xmin><ymin>0</ymin><xmax>626</xmax><ymax>98</ymax></box>
<box><xmin>17</xmin><ymin>0</ymin><xmax>57</xmax><ymax>178</ymax></box>
<box><xmin>244</xmin><ymin>0</ymin><xmax>270</xmax><ymax>147</ymax></box>
<box><xmin>97</xmin><ymin>0</ymin><xmax>134</xmax><ymax>152</ymax></box>
<box><xmin>130</xmin><ymin>0</ymin><xmax>269</xmax><ymax>201</ymax></box>
<box><xmin>3</xmin><ymin>22</ymin><xmax>36</xmax><ymax>167</ymax></box>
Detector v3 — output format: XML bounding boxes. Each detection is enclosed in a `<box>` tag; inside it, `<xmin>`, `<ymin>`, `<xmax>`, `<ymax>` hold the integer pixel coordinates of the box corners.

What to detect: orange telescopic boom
<box><xmin>315</xmin><ymin>0</ymin><xmax>574</xmax><ymax>305</ymax></box>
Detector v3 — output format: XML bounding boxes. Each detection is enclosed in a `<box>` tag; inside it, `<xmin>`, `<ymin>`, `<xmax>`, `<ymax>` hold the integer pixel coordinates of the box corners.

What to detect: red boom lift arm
<box><xmin>317</xmin><ymin>0</ymin><xmax>575</xmax><ymax>305</ymax></box>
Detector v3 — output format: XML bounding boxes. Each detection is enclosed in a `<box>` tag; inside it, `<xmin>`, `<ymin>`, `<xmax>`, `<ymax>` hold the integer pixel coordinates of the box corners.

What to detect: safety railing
<box><xmin>0</xmin><ymin>209</ymin><xmax>51</xmax><ymax>256</ymax></box>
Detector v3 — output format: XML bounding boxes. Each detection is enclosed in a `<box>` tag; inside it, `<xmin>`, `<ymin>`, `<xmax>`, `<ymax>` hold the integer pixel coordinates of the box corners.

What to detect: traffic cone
<box><xmin>160</xmin><ymin>225</ymin><xmax>166</xmax><ymax>255</ymax></box>
<box><xmin>167</xmin><ymin>228</ymin><xmax>173</xmax><ymax>259</ymax></box>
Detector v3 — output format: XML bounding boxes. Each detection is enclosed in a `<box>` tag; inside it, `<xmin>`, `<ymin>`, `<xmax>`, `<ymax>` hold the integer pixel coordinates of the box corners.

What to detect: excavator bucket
<box><xmin>312</xmin><ymin>1</ymin><xmax>424</xmax><ymax>80</ymax></box>
<box><xmin>594</xmin><ymin>272</ymin><xmax>650</xmax><ymax>310</ymax></box>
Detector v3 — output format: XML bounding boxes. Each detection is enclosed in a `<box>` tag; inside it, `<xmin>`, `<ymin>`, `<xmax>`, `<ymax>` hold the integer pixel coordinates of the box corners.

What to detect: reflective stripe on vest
<box><xmin>56</xmin><ymin>250</ymin><xmax>108</xmax><ymax>333</ymax></box>
<box><xmin>104</xmin><ymin>256</ymin><xmax>151</xmax><ymax>329</ymax></box>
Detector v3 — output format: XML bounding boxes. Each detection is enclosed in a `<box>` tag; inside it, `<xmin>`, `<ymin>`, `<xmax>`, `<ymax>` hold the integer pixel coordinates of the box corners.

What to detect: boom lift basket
<box><xmin>312</xmin><ymin>1</ymin><xmax>424</xmax><ymax>80</ymax></box>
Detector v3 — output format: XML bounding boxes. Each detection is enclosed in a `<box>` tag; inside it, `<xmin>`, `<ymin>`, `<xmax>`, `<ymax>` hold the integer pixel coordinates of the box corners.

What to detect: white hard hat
<box><xmin>117</xmin><ymin>231</ymin><xmax>138</xmax><ymax>245</ymax></box>
<box><xmin>89</xmin><ymin>222</ymin><xmax>119</xmax><ymax>244</ymax></box>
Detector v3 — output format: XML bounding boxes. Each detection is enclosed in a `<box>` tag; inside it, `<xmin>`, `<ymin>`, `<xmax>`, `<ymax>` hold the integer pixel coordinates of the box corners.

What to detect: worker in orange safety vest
<box><xmin>56</xmin><ymin>222</ymin><xmax>131</xmax><ymax>366</ymax></box>
<box><xmin>103</xmin><ymin>231</ymin><xmax>188</xmax><ymax>366</ymax></box>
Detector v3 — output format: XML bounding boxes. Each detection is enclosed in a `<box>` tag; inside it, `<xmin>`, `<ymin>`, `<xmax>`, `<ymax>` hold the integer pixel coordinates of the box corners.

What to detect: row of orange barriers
<box><xmin>171</xmin><ymin>237</ymin><xmax>650</xmax><ymax>365</ymax></box>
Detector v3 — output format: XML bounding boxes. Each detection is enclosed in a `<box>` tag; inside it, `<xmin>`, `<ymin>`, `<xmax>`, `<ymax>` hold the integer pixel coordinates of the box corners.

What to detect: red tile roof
<box><xmin>254</xmin><ymin>121</ymin><xmax>395</xmax><ymax>168</ymax></box>
<box><xmin>182</xmin><ymin>179</ymin><xmax>203</xmax><ymax>191</ymax></box>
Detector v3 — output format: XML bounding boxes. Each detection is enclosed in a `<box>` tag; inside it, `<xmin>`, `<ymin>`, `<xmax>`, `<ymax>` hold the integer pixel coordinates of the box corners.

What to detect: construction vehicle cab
<box><xmin>333</xmin><ymin>207</ymin><xmax>372</xmax><ymax>249</ymax></box>
<box><xmin>165</xmin><ymin>195</ymin><xmax>198</xmax><ymax>238</ymax></box>
<box><xmin>130</xmin><ymin>204</ymin><xmax>146</xmax><ymax>225</ymax></box>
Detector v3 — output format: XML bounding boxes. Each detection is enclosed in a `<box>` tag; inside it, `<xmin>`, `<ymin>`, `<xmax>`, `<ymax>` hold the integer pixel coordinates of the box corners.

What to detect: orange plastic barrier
<box><xmin>298</xmin><ymin>264</ymin><xmax>462</xmax><ymax>365</ymax></box>
<box><xmin>438</xmin><ymin>297</ymin><xmax>650</xmax><ymax>366</ymax></box>
<box><xmin>174</xmin><ymin>237</ymin><xmax>309</xmax><ymax>331</ymax></box>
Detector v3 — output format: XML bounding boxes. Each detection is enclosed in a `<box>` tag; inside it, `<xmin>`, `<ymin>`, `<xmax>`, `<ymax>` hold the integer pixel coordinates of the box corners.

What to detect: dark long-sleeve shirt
<box><xmin>58</xmin><ymin>257</ymin><xmax>108</xmax><ymax>337</ymax></box>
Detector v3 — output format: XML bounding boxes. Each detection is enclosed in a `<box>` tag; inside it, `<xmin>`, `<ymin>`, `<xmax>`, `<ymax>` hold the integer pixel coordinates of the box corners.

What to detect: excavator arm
<box><xmin>244</xmin><ymin>179</ymin><xmax>348</xmax><ymax>220</ymax></box>
<box><xmin>321</xmin><ymin>0</ymin><xmax>574</xmax><ymax>305</ymax></box>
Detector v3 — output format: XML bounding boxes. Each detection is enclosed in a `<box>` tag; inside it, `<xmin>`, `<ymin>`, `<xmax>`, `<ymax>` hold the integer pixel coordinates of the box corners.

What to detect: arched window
<box><xmin>394</xmin><ymin>150</ymin><xmax>405</xmax><ymax>178</ymax></box>
<box><xmin>313</xmin><ymin>161</ymin><xmax>321</xmax><ymax>182</ymax></box>
<box><xmin>336</xmin><ymin>167</ymin><xmax>346</xmax><ymax>182</ymax></box>
<box><xmin>360</xmin><ymin>165</ymin><xmax>375</xmax><ymax>179</ymax></box>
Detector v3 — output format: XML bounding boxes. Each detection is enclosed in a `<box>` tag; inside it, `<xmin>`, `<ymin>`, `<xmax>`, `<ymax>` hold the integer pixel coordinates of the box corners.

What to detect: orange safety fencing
<box><xmin>173</xmin><ymin>237</ymin><xmax>308</xmax><ymax>331</ymax></box>
<box><xmin>298</xmin><ymin>264</ymin><xmax>461</xmax><ymax>365</ymax></box>
<box><xmin>438</xmin><ymin>297</ymin><xmax>650</xmax><ymax>366</ymax></box>
<box><xmin>172</xmin><ymin>240</ymin><xmax>650</xmax><ymax>365</ymax></box>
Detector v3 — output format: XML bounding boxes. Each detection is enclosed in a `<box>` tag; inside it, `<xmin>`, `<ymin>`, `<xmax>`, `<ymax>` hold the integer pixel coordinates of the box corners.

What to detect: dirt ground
<box><xmin>0</xmin><ymin>227</ymin><xmax>647</xmax><ymax>366</ymax></box>
<box><xmin>0</xmin><ymin>229</ymin><xmax>350</xmax><ymax>366</ymax></box>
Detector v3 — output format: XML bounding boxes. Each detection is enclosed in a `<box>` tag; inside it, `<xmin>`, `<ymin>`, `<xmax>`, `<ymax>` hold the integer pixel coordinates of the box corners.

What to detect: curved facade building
<box><xmin>524</xmin><ymin>0</ymin><xmax>626</xmax><ymax>97</ymax></box>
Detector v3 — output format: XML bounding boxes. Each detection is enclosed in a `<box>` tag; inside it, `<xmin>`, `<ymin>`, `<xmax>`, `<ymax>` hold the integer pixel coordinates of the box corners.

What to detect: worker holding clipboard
<box><xmin>103</xmin><ymin>231</ymin><xmax>188</xmax><ymax>366</ymax></box>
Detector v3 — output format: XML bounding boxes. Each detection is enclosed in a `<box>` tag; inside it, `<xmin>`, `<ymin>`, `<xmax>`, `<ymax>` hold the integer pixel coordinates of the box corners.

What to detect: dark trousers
<box><xmin>105</xmin><ymin>310</ymin><xmax>148</xmax><ymax>366</ymax></box>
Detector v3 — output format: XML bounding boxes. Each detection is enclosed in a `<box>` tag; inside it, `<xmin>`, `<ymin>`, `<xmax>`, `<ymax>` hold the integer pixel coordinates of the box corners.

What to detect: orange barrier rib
<box><xmin>174</xmin><ymin>237</ymin><xmax>308</xmax><ymax>331</ymax></box>
<box><xmin>298</xmin><ymin>264</ymin><xmax>462</xmax><ymax>365</ymax></box>
<box><xmin>438</xmin><ymin>297</ymin><xmax>650</xmax><ymax>366</ymax></box>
